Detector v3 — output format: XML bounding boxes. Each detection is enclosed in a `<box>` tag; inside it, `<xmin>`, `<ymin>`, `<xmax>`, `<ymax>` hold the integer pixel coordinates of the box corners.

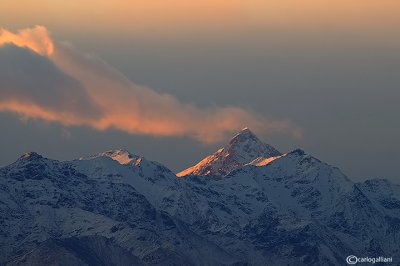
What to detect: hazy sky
<box><xmin>0</xmin><ymin>0</ymin><xmax>399</xmax><ymax>181</ymax></box>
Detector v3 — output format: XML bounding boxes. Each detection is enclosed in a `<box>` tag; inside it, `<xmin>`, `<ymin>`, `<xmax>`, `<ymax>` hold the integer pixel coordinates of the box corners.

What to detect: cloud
<box><xmin>0</xmin><ymin>26</ymin><xmax>302</xmax><ymax>143</ymax></box>
<box><xmin>0</xmin><ymin>44</ymin><xmax>102</xmax><ymax>124</ymax></box>
<box><xmin>0</xmin><ymin>26</ymin><xmax>53</xmax><ymax>56</ymax></box>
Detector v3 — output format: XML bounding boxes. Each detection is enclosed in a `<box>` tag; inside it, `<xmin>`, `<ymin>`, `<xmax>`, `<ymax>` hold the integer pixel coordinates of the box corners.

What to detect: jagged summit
<box><xmin>228</xmin><ymin>127</ymin><xmax>257</xmax><ymax>146</ymax></box>
<box><xmin>231</xmin><ymin>127</ymin><xmax>253</xmax><ymax>138</ymax></box>
<box><xmin>177</xmin><ymin>128</ymin><xmax>281</xmax><ymax>177</ymax></box>
<box><xmin>228</xmin><ymin>127</ymin><xmax>281</xmax><ymax>158</ymax></box>
<box><xmin>18</xmin><ymin>152</ymin><xmax>44</xmax><ymax>161</ymax></box>
<box><xmin>236</xmin><ymin>126</ymin><xmax>250</xmax><ymax>134</ymax></box>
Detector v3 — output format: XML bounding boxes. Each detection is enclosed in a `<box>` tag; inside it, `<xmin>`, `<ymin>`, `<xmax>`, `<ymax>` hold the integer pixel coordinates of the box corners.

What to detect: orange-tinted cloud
<box><xmin>0</xmin><ymin>26</ymin><xmax>53</xmax><ymax>56</ymax></box>
<box><xmin>0</xmin><ymin>26</ymin><xmax>302</xmax><ymax>143</ymax></box>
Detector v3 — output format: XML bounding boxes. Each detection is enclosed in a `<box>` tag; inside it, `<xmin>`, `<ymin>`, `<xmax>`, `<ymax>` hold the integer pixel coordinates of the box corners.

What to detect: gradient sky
<box><xmin>0</xmin><ymin>0</ymin><xmax>399</xmax><ymax>181</ymax></box>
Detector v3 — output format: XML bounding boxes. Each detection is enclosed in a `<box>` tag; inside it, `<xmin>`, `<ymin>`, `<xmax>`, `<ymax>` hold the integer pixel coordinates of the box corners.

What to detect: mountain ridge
<box><xmin>0</xmin><ymin>128</ymin><xmax>399</xmax><ymax>265</ymax></box>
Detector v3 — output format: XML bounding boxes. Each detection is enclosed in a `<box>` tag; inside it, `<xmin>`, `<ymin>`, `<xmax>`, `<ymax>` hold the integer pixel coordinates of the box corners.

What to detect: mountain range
<box><xmin>0</xmin><ymin>128</ymin><xmax>399</xmax><ymax>265</ymax></box>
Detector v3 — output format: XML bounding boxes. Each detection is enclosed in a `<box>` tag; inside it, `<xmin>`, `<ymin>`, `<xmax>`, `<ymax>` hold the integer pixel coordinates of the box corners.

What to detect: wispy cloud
<box><xmin>0</xmin><ymin>26</ymin><xmax>302</xmax><ymax>143</ymax></box>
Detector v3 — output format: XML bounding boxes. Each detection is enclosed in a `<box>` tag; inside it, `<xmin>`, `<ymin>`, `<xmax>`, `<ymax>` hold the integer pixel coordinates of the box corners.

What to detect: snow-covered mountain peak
<box><xmin>79</xmin><ymin>149</ymin><xmax>143</xmax><ymax>166</ymax></box>
<box><xmin>233</xmin><ymin>126</ymin><xmax>252</xmax><ymax>137</ymax></box>
<box><xmin>18</xmin><ymin>152</ymin><xmax>44</xmax><ymax>161</ymax></box>
<box><xmin>229</xmin><ymin>127</ymin><xmax>260</xmax><ymax>145</ymax></box>
<box><xmin>76</xmin><ymin>149</ymin><xmax>176</xmax><ymax>185</ymax></box>
<box><xmin>97</xmin><ymin>149</ymin><xmax>139</xmax><ymax>165</ymax></box>
<box><xmin>224</xmin><ymin>127</ymin><xmax>280</xmax><ymax>161</ymax></box>
<box><xmin>177</xmin><ymin>128</ymin><xmax>281</xmax><ymax>177</ymax></box>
